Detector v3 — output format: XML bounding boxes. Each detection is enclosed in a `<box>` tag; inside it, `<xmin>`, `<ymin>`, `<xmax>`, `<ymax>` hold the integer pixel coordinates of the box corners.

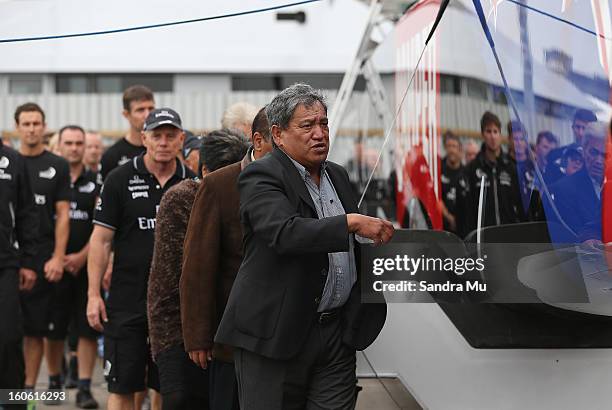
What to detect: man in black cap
<box><xmin>545</xmin><ymin>109</ymin><xmax>597</xmax><ymax>184</ymax></box>
<box><xmin>87</xmin><ymin>108</ymin><xmax>195</xmax><ymax>410</ymax></box>
<box><xmin>181</xmin><ymin>132</ymin><xmax>202</xmax><ymax>175</ymax></box>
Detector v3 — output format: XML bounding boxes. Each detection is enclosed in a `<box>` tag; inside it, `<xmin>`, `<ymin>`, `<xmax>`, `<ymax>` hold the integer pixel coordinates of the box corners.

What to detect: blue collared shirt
<box><xmin>283</xmin><ymin>152</ymin><xmax>357</xmax><ymax>312</ymax></box>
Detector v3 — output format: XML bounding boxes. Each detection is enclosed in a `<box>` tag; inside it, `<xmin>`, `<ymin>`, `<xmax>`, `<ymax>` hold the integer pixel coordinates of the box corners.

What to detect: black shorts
<box><xmin>104</xmin><ymin>324</ymin><xmax>160</xmax><ymax>394</ymax></box>
<box><xmin>156</xmin><ymin>344</ymin><xmax>209</xmax><ymax>397</ymax></box>
<box><xmin>22</xmin><ymin>249</ymin><xmax>100</xmax><ymax>340</ymax></box>
<box><xmin>72</xmin><ymin>270</ymin><xmax>100</xmax><ymax>340</ymax></box>
<box><xmin>20</xmin><ymin>251</ymin><xmax>53</xmax><ymax>338</ymax></box>
<box><xmin>46</xmin><ymin>273</ymin><xmax>77</xmax><ymax>340</ymax></box>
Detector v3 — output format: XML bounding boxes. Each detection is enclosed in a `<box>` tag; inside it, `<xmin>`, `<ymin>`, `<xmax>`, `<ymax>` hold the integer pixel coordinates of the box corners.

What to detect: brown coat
<box><xmin>148</xmin><ymin>179</ymin><xmax>199</xmax><ymax>358</ymax></box>
<box><xmin>180</xmin><ymin>155</ymin><xmax>250</xmax><ymax>362</ymax></box>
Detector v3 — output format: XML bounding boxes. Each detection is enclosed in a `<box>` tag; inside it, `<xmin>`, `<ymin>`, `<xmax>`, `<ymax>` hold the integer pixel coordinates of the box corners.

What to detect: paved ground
<box><xmin>36</xmin><ymin>359</ymin><xmax>421</xmax><ymax>410</ymax></box>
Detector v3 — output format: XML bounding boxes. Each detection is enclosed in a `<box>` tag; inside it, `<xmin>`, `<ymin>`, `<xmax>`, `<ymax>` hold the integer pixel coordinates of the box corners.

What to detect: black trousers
<box><xmin>0</xmin><ymin>268</ymin><xmax>26</xmax><ymax>410</ymax></box>
<box><xmin>233</xmin><ymin>314</ymin><xmax>357</xmax><ymax>410</ymax></box>
<box><xmin>156</xmin><ymin>344</ymin><xmax>209</xmax><ymax>410</ymax></box>
<box><xmin>209</xmin><ymin>359</ymin><xmax>239</xmax><ymax>410</ymax></box>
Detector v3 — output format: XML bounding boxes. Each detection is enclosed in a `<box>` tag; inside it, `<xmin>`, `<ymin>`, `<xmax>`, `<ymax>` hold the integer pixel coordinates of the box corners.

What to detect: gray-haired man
<box><xmin>549</xmin><ymin>121</ymin><xmax>607</xmax><ymax>244</ymax></box>
<box><xmin>215</xmin><ymin>83</ymin><xmax>393</xmax><ymax>409</ymax></box>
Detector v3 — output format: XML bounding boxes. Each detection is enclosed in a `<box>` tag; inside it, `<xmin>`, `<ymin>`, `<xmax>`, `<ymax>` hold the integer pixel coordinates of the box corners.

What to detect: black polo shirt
<box><xmin>100</xmin><ymin>137</ymin><xmax>146</xmax><ymax>181</ymax></box>
<box><xmin>440</xmin><ymin>159</ymin><xmax>466</xmax><ymax>224</ymax></box>
<box><xmin>93</xmin><ymin>154</ymin><xmax>194</xmax><ymax>327</ymax></box>
<box><xmin>67</xmin><ymin>168</ymin><xmax>101</xmax><ymax>255</ymax></box>
<box><xmin>23</xmin><ymin>150</ymin><xmax>71</xmax><ymax>250</ymax></box>
<box><xmin>0</xmin><ymin>141</ymin><xmax>39</xmax><ymax>271</ymax></box>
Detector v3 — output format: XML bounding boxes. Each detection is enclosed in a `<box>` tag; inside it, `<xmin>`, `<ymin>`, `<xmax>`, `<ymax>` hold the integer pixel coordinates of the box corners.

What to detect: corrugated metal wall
<box><xmin>0</xmin><ymin>91</ymin><xmax>294</xmax><ymax>134</ymax></box>
<box><xmin>0</xmin><ymin>90</ymin><xmax>573</xmax><ymax>143</ymax></box>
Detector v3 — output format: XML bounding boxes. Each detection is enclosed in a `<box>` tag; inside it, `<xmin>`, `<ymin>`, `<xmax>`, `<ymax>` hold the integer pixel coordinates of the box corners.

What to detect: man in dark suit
<box><xmin>215</xmin><ymin>83</ymin><xmax>394</xmax><ymax>410</ymax></box>
<box><xmin>547</xmin><ymin>121</ymin><xmax>607</xmax><ymax>244</ymax></box>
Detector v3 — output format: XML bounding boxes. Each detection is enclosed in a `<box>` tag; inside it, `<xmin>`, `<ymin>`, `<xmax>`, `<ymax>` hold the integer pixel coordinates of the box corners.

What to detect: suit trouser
<box><xmin>209</xmin><ymin>359</ymin><xmax>239</xmax><ymax>410</ymax></box>
<box><xmin>233</xmin><ymin>314</ymin><xmax>357</xmax><ymax>410</ymax></box>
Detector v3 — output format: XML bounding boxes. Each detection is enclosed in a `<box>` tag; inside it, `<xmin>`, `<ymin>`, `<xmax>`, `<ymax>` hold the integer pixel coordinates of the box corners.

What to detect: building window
<box><xmin>231</xmin><ymin>74</ymin><xmax>365</xmax><ymax>91</ymax></box>
<box><xmin>56</xmin><ymin>75</ymin><xmax>90</xmax><ymax>93</ymax></box>
<box><xmin>440</xmin><ymin>74</ymin><xmax>460</xmax><ymax>95</ymax></box>
<box><xmin>55</xmin><ymin>74</ymin><xmax>173</xmax><ymax>93</ymax></box>
<box><xmin>231</xmin><ymin>75</ymin><xmax>280</xmax><ymax>91</ymax></box>
<box><xmin>492</xmin><ymin>86</ymin><xmax>508</xmax><ymax>105</ymax></box>
<box><xmin>95</xmin><ymin>75</ymin><xmax>122</xmax><ymax>93</ymax></box>
<box><xmin>9</xmin><ymin>75</ymin><xmax>43</xmax><ymax>94</ymax></box>
<box><xmin>465</xmin><ymin>78</ymin><xmax>489</xmax><ymax>101</ymax></box>
<box><xmin>120</xmin><ymin>75</ymin><xmax>173</xmax><ymax>93</ymax></box>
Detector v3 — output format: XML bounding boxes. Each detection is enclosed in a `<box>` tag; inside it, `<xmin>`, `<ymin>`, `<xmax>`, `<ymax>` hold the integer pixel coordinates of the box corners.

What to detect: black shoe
<box><xmin>64</xmin><ymin>373</ymin><xmax>78</xmax><ymax>389</ymax></box>
<box><xmin>76</xmin><ymin>389</ymin><xmax>99</xmax><ymax>409</ymax></box>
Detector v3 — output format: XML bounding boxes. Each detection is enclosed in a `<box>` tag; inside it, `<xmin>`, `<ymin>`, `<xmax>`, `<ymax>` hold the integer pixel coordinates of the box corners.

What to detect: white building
<box><xmin>0</xmin><ymin>0</ymin><xmax>607</xmax><ymax>144</ymax></box>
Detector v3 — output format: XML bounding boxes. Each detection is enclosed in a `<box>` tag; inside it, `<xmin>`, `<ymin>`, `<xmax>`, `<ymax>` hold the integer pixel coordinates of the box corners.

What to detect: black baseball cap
<box><xmin>563</xmin><ymin>146</ymin><xmax>582</xmax><ymax>160</ymax></box>
<box><xmin>143</xmin><ymin>108</ymin><xmax>183</xmax><ymax>131</ymax></box>
<box><xmin>182</xmin><ymin>132</ymin><xmax>202</xmax><ymax>158</ymax></box>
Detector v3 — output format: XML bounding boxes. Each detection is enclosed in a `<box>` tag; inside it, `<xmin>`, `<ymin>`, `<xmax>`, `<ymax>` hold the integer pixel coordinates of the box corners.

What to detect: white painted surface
<box><xmin>0</xmin><ymin>0</ymin><xmax>369</xmax><ymax>73</ymax></box>
<box><xmin>359</xmin><ymin>303</ymin><xmax>612</xmax><ymax>410</ymax></box>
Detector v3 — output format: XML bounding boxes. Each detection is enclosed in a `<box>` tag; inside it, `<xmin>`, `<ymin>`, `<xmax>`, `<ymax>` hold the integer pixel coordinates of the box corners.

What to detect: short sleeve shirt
<box><xmin>23</xmin><ymin>151</ymin><xmax>71</xmax><ymax>247</ymax></box>
<box><xmin>93</xmin><ymin>154</ymin><xmax>195</xmax><ymax>323</ymax></box>
<box><xmin>67</xmin><ymin>169</ymin><xmax>101</xmax><ymax>255</ymax></box>
<box><xmin>100</xmin><ymin>137</ymin><xmax>146</xmax><ymax>181</ymax></box>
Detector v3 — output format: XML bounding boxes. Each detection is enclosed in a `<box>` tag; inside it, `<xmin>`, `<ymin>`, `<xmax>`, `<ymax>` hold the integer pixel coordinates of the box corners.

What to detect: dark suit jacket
<box><xmin>547</xmin><ymin>168</ymin><xmax>601</xmax><ymax>242</ymax></box>
<box><xmin>181</xmin><ymin>153</ymin><xmax>252</xmax><ymax>362</ymax></box>
<box><xmin>215</xmin><ymin>148</ymin><xmax>387</xmax><ymax>360</ymax></box>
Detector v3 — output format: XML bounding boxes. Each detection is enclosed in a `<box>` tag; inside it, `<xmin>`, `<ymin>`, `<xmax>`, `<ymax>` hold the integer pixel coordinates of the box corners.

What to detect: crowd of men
<box><xmin>1</xmin><ymin>80</ymin><xmax>606</xmax><ymax>410</ymax></box>
<box><xmin>439</xmin><ymin>108</ymin><xmax>606</xmax><ymax>244</ymax></box>
<box><xmin>0</xmin><ymin>83</ymin><xmax>393</xmax><ymax>410</ymax></box>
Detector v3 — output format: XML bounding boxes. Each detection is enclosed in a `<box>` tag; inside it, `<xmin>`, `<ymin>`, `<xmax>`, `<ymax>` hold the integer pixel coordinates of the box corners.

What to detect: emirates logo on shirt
<box><xmin>0</xmin><ymin>156</ymin><xmax>9</xmax><ymax>168</ymax></box>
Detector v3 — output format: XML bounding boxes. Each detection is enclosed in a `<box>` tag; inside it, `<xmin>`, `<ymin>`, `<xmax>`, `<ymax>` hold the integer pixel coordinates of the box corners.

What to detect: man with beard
<box><xmin>57</xmin><ymin>125</ymin><xmax>101</xmax><ymax>408</ymax></box>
